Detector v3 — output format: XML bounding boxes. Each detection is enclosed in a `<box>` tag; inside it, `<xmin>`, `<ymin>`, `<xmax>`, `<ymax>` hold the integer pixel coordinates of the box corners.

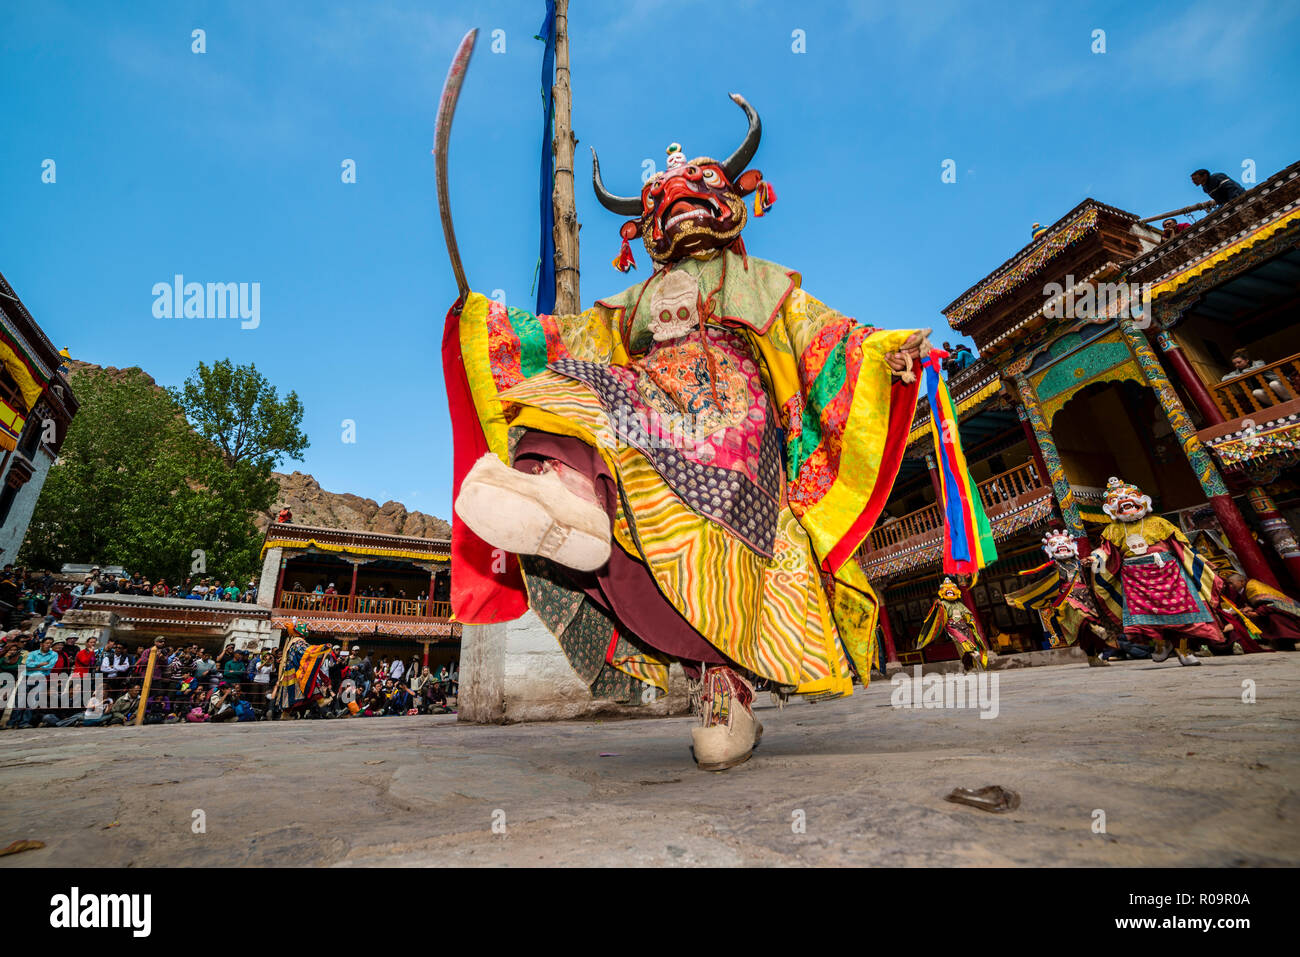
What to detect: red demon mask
<box><xmin>592</xmin><ymin>94</ymin><xmax>765</xmax><ymax>265</ymax></box>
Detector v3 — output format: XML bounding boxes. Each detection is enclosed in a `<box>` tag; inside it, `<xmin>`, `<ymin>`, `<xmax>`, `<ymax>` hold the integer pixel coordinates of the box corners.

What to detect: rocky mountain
<box><xmin>69</xmin><ymin>360</ymin><xmax>451</xmax><ymax>541</ymax></box>
<box><xmin>263</xmin><ymin>471</ymin><xmax>451</xmax><ymax>539</ymax></box>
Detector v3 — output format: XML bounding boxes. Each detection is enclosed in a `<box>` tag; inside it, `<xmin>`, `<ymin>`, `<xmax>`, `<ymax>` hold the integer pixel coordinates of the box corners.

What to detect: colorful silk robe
<box><xmin>915</xmin><ymin>597</ymin><xmax>989</xmax><ymax>668</ymax></box>
<box><xmin>1005</xmin><ymin>559</ymin><xmax>1104</xmax><ymax>648</ymax></box>
<box><xmin>445</xmin><ymin>250</ymin><xmax>923</xmax><ymax>700</ymax></box>
<box><xmin>1227</xmin><ymin>578</ymin><xmax>1300</xmax><ymax>646</ymax></box>
<box><xmin>1091</xmin><ymin>517</ymin><xmax>1261</xmax><ymax>646</ymax></box>
<box><xmin>273</xmin><ymin>637</ymin><xmax>334</xmax><ymax>710</ymax></box>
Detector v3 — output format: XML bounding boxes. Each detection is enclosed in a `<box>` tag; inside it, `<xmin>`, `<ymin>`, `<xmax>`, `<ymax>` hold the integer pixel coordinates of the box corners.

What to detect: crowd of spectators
<box><xmin>67</xmin><ymin>568</ymin><xmax>260</xmax><ymax>604</ymax></box>
<box><xmin>0</xmin><ymin>565</ymin><xmax>260</xmax><ymax>625</ymax></box>
<box><xmin>288</xmin><ymin>645</ymin><xmax>459</xmax><ymax>720</ymax></box>
<box><xmin>0</xmin><ymin>614</ymin><xmax>459</xmax><ymax>729</ymax></box>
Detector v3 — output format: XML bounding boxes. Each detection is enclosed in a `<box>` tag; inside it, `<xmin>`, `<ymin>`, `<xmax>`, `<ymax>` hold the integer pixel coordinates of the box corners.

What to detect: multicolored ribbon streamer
<box><xmin>923</xmin><ymin>352</ymin><xmax>997</xmax><ymax>580</ymax></box>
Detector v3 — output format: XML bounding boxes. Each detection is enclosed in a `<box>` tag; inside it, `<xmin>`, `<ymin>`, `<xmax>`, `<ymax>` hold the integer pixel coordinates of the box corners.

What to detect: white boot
<box><xmin>454</xmin><ymin>453</ymin><xmax>612</xmax><ymax>571</ymax></box>
<box><xmin>690</xmin><ymin>667</ymin><xmax>762</xmax><ymax>772</ymax></box>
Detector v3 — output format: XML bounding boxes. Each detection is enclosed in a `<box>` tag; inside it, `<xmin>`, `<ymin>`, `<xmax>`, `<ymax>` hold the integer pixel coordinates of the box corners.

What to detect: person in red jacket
<box><xmin>72</xmin><ymin>636</ymin><xmax>99</xmax><ymax>676</ymax></box>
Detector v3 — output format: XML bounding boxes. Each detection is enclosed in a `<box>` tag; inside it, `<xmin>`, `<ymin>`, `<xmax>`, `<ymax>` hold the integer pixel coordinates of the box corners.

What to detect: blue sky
<box><xmin>2</xmin><ymin>0</ymin><xmax>1297</xmax><ymax>519</ymax></box>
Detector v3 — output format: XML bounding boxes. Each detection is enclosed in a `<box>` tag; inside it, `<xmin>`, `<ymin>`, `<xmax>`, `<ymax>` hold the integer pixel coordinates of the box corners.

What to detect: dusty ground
<box><xmin>2</xmin><ymin>653</ymin><xmax>1297</xmax><ymax>867</ymax></box>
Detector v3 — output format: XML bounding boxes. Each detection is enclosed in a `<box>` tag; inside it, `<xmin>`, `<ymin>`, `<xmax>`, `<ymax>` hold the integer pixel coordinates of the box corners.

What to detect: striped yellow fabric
<box><xmin>505</xmin><ymin>374</ymin><xmax>853</xmax><ymax>695</ymax></box>
<box><xmin>1004</xmin><ymin>569</ymin><xmax>1060</xmax><ymax>611</ymax></box>
<box><xmin>748</xmin><ymin>289</ymin><xmax>921</xmax><ymax>566</ymax></box>
<box><xmin>259</xmin><ymin>538</ymin><xmax>449</xmax><ymax>563</ymax></box>
<box><xmin>0</xmin><ymin>399</ymin><xmax>25</xmax><ymax>452</ymax></box>
<box><xmin>1149</xmin><ymin>208</ymin><xmax>1300</xmax><ymax>300</ymax></box>
<box><xmin>0</xmin><ymin>336</ymin><xmax>45</xmax><ymax>412</ymax></box>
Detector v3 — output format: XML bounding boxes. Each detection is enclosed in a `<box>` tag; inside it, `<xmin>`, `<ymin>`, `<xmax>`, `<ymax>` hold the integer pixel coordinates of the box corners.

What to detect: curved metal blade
<box><xmin>434</xmin><ymin>28</ymin><xmax>477</xmax><ymax>303</ymax></box>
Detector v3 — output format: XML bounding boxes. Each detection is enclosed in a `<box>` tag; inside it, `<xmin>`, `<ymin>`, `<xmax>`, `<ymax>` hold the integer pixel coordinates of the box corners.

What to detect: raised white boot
<box><xmin>454</xmin><ymin>453</ymin><xmax>612</xmax><ymax>571</ymax></box>
<box><xmin>690</xmin><ymin>667</ymin><xmax>762</xmax><ymax>772</ymax></box>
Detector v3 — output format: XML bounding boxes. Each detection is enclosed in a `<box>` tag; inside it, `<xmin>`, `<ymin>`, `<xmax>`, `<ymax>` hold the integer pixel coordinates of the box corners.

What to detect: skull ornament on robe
<box><xmin>648</xmin><ymin>270</ymin><xmax>700</xmax><ymax>342</ymax></box>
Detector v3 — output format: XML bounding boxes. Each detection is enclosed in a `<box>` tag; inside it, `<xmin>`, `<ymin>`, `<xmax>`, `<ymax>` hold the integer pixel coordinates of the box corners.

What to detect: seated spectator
<box><xmin>24</xmin><ymin>636</ymin><xmax>58</xmax><ymax>675</ymax></box>
<box><xmin>49</xmin><ymin>588</ymin><xmax>74</xmax><ymax>619</ymax></box>
<box><xmin>72</xmin><ymin>637</ymin><xmax>99</xmax><ymax>676</ymax></box>
<box><xmin>100</xmin><ymin>641</ymin><xmax>133</xmax><ymax>688</ymax></box>
<box><xmin>1190</xmin><ymin>168</ymin><xmax>1246</xmax><ymax>206</ymax></box>
<box><xmin>1160</xmin><ymin>218</ymin><xmax>1191</xmax><ymax>240</ymax></box>
<box><xmin>53</xmin><ymin>638</ymin><xmax>78</xmax><ymax>673</ymax></box>
<box><xmin>193</xmin><ymin>650</ymin><xmax>217</xmax><ymax>683</ymax></box>
<box><xmin>186</xmin><ymin>689</ymin><xmax>211</xmax><ymax>722</ymax></box>
<box><xmin>388</xmin><ymin>681</ymin><xmax>413</xmax><ymax>715</ymax></box>
<box><xmin>105</xmin><ymin>685</ymin><xmax>142</xmax><ymax>725</ymax></box>
<box><xmin>78</xmin><ymin>689</ymin><xmax>109</xmax><ymax>727</ymax></box>
<box><xmin>233</xmin><ymin>690</ymin><xmax>256</xmax><ymax>721</ymax></box>
<box><xmin>208</xmin><ymin>683</ymin><xmax>238</xmax><ymax>721</ymax></box>
<box><xmin>1220</xmin><ymin>348</ymin><xmax>1290</xmax><ymax>405</ymax></box>
<box><xmin>223</xmin><ymin>650</ymin><xmax>248</xmax><ymax>685</ymax></box>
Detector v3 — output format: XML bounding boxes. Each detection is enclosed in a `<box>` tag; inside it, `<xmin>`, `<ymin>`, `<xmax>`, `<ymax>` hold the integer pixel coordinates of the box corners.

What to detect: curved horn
<box><xmin>591</xmin><ymin>148</ymin><xmax>643</xmax><ymax>216</ymax></box>
<box><xmin>719</xmin><ymin>93</ymin><xmax>761</xmax><ymax>181</ymax></box>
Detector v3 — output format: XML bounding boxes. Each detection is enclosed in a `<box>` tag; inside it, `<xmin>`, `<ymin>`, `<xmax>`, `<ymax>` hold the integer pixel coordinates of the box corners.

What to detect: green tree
<box><xmin>169</xmin><ymin>359</ymin><xmax>308</xmax><ymax>469</ymax></box>
<box><xmin>20</xmin><ymin>362</ymin><xmax>303</xmax><ymax>583</ymax></box>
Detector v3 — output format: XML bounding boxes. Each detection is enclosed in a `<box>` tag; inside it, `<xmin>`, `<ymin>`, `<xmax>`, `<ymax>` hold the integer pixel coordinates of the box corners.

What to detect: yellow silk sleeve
<box><xmin>457</xmin><ymin>292</ymin><xmax>511</xmax><ymax>461</ymax></box>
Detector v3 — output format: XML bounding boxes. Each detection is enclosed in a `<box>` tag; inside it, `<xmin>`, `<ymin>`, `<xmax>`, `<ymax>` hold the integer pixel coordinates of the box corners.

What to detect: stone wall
<box><xmin>459</xmin><ymin>610</ymin><xmax>689</xmax><ymax>723</ymax></box>
<box><xmin>257</xmin><ymin>547</ymin><xmax>282</xmax><ymax>609</ymax></box>
<box><xmin>0</xmin><ymin>447</ymin><xmax>52</xmax><ymax>562</ymax></box>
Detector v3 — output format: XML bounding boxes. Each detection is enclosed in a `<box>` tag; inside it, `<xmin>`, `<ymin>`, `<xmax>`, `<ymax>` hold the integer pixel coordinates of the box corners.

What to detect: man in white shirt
<box><xmin>389</xmin><ymin>657</ymin><xmax>405</xmax><ymax>683</ymax></box>
<box><xmin>100</xmin><ymin>642</ymin><xmax>132</xmax><ymax>682</ymax></box>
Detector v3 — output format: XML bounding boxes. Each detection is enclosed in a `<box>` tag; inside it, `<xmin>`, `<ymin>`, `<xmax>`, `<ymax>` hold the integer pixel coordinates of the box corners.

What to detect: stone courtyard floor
<box><xmin>2</xmin><ymin>653</ymin><xmax>1298</xmax><ymax>867</ymax></box>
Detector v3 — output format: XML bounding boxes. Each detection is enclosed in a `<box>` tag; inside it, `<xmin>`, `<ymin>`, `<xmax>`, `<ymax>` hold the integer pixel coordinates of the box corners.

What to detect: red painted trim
<box><xmin>1161</xmin><ymin>340</ymin><xmax>1226</xmax><ymax>426</ymax></box>
<box><xmin>442</xmin><ymin>303</ymin><xmax>530</xmax><ymax>624</ymax></box>
<box><xmin>877</xmin><ymin>603</ymin><xmax>899</xmax><ymax>663</ymax></box>
<box><xmin>1210</xmin><ymin>494</ymin><xmax>1280</xmax><ymax>588</ymax></box>
<box><xmin>273</xmin><ymin>559</ymin><xmax>286</xmax><ymax>608</ymax></box>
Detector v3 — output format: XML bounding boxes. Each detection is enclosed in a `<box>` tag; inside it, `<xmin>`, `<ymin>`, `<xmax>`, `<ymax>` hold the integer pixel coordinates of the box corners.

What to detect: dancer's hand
<box><xmin>885</xmin><ymin>329</ymin><xmax>933</xmax><ymax>383</ymax></box>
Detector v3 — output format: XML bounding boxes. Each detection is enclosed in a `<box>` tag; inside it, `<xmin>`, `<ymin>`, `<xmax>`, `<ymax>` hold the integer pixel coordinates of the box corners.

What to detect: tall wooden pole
<box><xmin>551</xmin><ymin>0</ymin><xmax>580</xmax><ymax>314</ymax></box>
